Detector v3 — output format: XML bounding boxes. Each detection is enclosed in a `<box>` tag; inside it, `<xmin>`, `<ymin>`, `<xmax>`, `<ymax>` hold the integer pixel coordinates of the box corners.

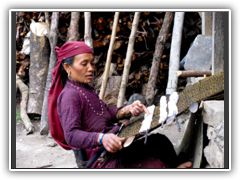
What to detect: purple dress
<box><xmin>57</xmin><ymin>79</ymin><xmax>177</xmax><ymax>168</ymax></box>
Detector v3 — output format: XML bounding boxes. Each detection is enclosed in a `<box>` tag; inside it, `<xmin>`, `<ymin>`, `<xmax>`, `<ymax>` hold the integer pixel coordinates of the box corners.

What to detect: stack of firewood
<box><xmin>16</xmin><ymin>11</ymin><xmax>201</xmax><ymax>95</ymax></box>
<box><xmin>16</xmin><ymin>12</ymin><xmax>43</xmax><ymax>85</ymax></box>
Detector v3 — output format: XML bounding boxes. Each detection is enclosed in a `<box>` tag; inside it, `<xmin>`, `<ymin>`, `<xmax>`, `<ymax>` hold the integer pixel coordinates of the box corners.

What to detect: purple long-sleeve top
<box><xmin>57</xmin><ymin>79</ymin><xmax>123</xmax><ymax>151</ymax></box>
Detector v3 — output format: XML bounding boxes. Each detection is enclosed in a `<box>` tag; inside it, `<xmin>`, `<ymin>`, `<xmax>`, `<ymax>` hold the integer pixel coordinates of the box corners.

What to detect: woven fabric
<box><xmin>119</xmin><ymin>71</ymin><xmax>224</xmax><ymax>139</ymax></box>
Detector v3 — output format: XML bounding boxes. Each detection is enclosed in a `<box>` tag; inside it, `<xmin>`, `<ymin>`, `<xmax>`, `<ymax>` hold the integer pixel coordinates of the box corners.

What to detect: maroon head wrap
<box><xmin>48</xmin><ymin>41</ymin><xmax>93</xmax><ymax>150</ymax></box>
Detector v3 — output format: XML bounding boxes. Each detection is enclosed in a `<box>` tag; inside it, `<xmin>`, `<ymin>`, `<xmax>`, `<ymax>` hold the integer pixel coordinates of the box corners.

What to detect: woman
<box><xmin>48</xmin><ymin>41</ymin><xmax>192</xmax><ymax>168</ymax></box>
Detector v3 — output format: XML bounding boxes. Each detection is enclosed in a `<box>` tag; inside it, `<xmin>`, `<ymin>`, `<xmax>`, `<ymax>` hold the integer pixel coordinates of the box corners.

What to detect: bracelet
<box><xmin>99</xmin><ymin>133</ymin><xmax>105</xmax><ymax>146</ymax></box>
<box><xmin>121</xmin><ymin>106</ymin><xmax>131</xmax><ymax>118</ymax></box>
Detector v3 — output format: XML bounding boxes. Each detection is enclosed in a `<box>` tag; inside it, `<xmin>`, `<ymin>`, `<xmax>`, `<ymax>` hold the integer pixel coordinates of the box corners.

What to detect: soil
<box><xmin>15</xmin><ymin>102</ymin><xmax>190</xmax><ymax>169</ymax></box>
<box><xmin>16</xmin><ymin>118</ymin><xmax>77</xmax><ymax>168</ymax></box>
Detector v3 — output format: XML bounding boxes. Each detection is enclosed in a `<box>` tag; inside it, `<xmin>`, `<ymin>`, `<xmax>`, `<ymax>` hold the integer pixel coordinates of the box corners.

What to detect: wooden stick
<box><xmin>117</xmin><ymin>12</ymin><xmax>141</xmax><ymax>107</ymax></box>
<box><xmin>16</xmin><ymin>75</ymin><xmax>35</xmax><ymax>134</ymax></box>
<box><xmin>84</xmin><ymin>12</ymin><xmax>94</xmax><ymax>51</ymax></box>
<box><xmin>145</xmin><ymin>12</ymin><xmax>174</xmax><ymax>105</ymax></box>
<box><xmin>166</xmin><ymin>12</ymin><xmax>185</xmax><ymax>95</ymax></box>
<box><xmin>44</xmin><ymin>12</ymin><xmax>50</xmax><ymax>28</ymax></box>
<box><xmin>176</xmin><ymin>70</ymin><xmax>212</xmax><ymax>77</ymax></box>
<box><xmin>66</xmin><ymin>12</ymin><xmax>80</xmax><ymax>42</ymax></box>
<box><xmin>40</xmin><ymin>12</ymin><xmax>59</xmax><ymax>135</ymax></box>
<box><xmin>99</xmin><ymin>12</ymin><xmax>120</xmax><ymax>100</ymax></box>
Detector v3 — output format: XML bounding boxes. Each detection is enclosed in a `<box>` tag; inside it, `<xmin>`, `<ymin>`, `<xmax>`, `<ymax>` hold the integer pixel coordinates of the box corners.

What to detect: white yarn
<box><xmin>167</xmin><ymin>92</ymin><xmax>179</xmax><ymax>117</ymax></box>
<box><xmin>159</xmin><ymin>96</ymin><xmax>167</xmax><ymax>124</ymax></box>
<box><xmin>139</xmin><ymin>105</ymin><xmax>155</xmax><ymax>134</ymax></box>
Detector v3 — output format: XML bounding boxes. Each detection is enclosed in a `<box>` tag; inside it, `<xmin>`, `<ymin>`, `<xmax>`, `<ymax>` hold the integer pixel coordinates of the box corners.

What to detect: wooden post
<box><xmin>117</xmin><ymin>12</ymin><xmax>141</xmax><ymax>107</ymax></box>
<box><xmin>202</xmin><ymin>12</ymin><xmax>212</xmax><ymax>36</ymax></box>
<box><xmin>27</xmin><ymin>21</ymin><xmax>50</xmax><ymax>115</ymax></box>
<box><xmin>66</xmin><ymin>12</ymin><xmax>80</xmax><ymax>42</ymax></box>
<box><xmin>16</xmin><ymin>75</ymin><xmax>35</xmax><ymax>134</ymax></box>
<box><xmin>99</xmin><ymin>12</ymin><xmax>120</xmax><ymax>100</ymax></box>
<box><xmin>166</xmin><ymin>12</ymin><xmax>185</xmax><ymax>95</ymax></box>
<box><xmin>40</xmin><ymin>12</ymin><xmax>59</xmax><ymax>135</ymax></box>
<box><xmin>84</xmin><ymin>12</ymin><xmax>94</xmax><ymax>51</ymax></box>
<box><xmin>145</xmin><ymin>12</ymin><xmax>174</xmax><ymax>105</ymax></box>
<box><xmin>212</xmin><ymin>12</ymin><xmax>224</xmax><ymax>75</ymax></box>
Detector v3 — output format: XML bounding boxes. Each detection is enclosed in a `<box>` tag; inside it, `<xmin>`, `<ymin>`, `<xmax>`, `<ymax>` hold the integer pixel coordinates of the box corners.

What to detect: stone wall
<box><xmin>202</xmin><ymin>100</ymin><xmax>224</xmax><ymax>168</ymax></box>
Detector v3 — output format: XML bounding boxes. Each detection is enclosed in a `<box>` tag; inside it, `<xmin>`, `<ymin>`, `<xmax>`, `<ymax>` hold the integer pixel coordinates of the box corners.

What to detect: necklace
<box><xmin>68</xmin><ymin>82</ymin><xmax>104</xmax><ymax>116</ymax></box>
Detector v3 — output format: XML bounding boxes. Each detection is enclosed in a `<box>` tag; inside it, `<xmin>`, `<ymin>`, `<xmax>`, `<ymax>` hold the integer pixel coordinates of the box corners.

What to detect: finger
<box><xmin>134</xmin><ymin>106</ymin><xmax>140</xmax><ymax>114</ymax></box>
<box><xmin>107</xmin><ymin>143</ymin><xmax>118</xmax><ymax>153</ymax></box>
<box><xmin>105</xmin><ymin>145</ymin><xmax>115</xmax><ymax>153</ymax></box>
<box><xmin>111</xmin><ymin>135</ymin><xmax>125</xmax><ymax>150</ymax></box>
<box><xmin>119</xmin><ymin>137</ymin><xmax>126</xmax><ymax>142</ymax></box>
<box><xmin>117</xmin><ymin>138</ymin><xmax>125</xmax><ymax>151</ymax></box>
<box><xmin>109</xmin><ymin>137</ymin><xmax>121</xmax><ymax>150</ymax></box>
<box><xmin>137</xmin><ymin>101</ymin><xmax>143</xmax><ymax>107</ymax></box>
<box><xmin>135</xmin><ymin>106</ymin><xmax>143</xmax><ymax>113</ymax></box>
<box><xmin>142</xmin><ymin>105</ymin><xmax>150</xmax><ymax>116</ymax></box>
<box><xmin>103</xmin><ymin>134</ymin><xmax>120</xmax><ymax>152</ymax></box>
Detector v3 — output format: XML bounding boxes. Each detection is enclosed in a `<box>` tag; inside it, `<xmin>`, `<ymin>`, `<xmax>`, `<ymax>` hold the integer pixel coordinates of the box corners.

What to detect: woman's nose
<box><xmin>88</xmin><ymin>63</ymin><xmax>94</xmax><ymax>71</ymax></box>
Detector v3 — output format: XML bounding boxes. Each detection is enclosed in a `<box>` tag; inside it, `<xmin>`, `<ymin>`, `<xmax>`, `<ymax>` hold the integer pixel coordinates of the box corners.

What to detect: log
<box><xmin>94</xmin><ymin>63</ymin><xmax>117</xmax><ymax>94</ymax></box>
<box><xmin>17</xmin><ymin>57</ymin><xmax>30</xmax><ymax>79</ymax></box>
<box><xmin>93</xmin><ymin>39</ymin><xmax>109</xmax><ymax>48</ymax></box>
<box><xmin>129</xmin><ymin>51</ymin><xmax>154</xmax><ymax>73</ymax></box>
<box><xmin>27</xmin><ymin>21</ymin><xmax>50</xmax><ymax>115</ymax></box>
<box><xmin>84</xmin><ymin>12</ymin><xmax>94</xmax><ymax>51</ymax></box>
<box><xmin>114</xmin><ymin>40</ymin><xmax>125</xmax><ymax>51</ymax></box>
<box><xmin>16</xmin><ymin>75</ymin><xmax>35</xmax><ymax>134</ymax></box>
<box><xmin>104</xmin><ymin>76</ymin><xmax>123</xmax><ymax>107</ymax></box>
<box><xmin>176</xmin><ymin>70</ymin><xmax>212</xmax><ymax>77</ymax></box>
<box><xmin>117</xmin><ymin>12</ymin><xmax>141</xmax><ymax>107</ymax></box>
<box><xmin>95</xmin><ymin>17</ymin><xmax>107</xmax><ymax>30</ymax></box>
<box><xmin>40</xmin><ymin>12</ymin><xmax>59</xmax><ymax>135</ymax></box>
<box><xmin>145</xmin><ymin>12</ymin><xmax>174</xmax><ymax>105</ymax></box>
<box><xmin>99</xmin><ymin>12</ymin><xmax>120</xmax><ymax>100</ymax></box>
<box><xmin>66</xmin><ymin>12</ymin><xmax>80</xmax><ymax>42</ymax></box>
<box><xmin>166</xmin><ymin>12</ymin><xmax>185</xmax><ymax>95</ymax></box>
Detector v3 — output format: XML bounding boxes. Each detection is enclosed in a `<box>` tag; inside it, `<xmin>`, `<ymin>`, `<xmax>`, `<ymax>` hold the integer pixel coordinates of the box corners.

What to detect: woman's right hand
<box><xmin>99</xmin><ymin>133</ymin><xmax>126</xmax><ymax>153</ymax></box>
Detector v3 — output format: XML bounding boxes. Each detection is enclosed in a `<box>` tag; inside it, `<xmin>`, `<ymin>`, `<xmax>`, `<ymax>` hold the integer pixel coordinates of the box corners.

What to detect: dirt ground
<box><xmin>16</xmin><ymin>118</ymin><xmax>78</xmax><ymax>168</ymax></box>
<box><xmin>15</xmin><ymin>102</ymin><xmax>190</xmax><ymax>169</ymax></box>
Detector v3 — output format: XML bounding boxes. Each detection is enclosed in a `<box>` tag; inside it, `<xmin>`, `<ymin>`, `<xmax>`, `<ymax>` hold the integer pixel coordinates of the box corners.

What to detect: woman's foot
<box><xmin>176</xmin><ymin>161</ymin><xmax>193</xmax><ymax>168</ymax></box>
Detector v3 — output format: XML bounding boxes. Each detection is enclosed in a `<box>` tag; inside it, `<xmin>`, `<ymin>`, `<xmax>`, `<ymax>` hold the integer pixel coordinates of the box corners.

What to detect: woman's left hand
<box><xmin>126</xmin><ymin>100</ymin><xmax>150</xmax><ymax>117</ymax></box>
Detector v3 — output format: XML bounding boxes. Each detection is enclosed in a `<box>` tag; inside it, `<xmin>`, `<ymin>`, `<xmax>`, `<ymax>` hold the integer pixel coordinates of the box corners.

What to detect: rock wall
<box><xmin>202</xmin><ymin>100</ymin><xmax>224</xmax><ymax>168</ymax></box>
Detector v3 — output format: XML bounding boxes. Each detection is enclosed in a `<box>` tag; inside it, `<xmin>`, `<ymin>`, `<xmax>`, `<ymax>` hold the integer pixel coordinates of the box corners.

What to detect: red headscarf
<box><xmin>48</xmin><ymin>41</ymin><xmax>93</xmax><ymax>150</ymax></box>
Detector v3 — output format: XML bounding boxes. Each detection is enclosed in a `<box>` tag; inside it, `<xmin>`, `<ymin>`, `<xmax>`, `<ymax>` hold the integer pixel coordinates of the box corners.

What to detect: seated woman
<box><xmin>48</xmin><ymin>41</ymin><xmax>192</xmax><ymax>169</ymax></box>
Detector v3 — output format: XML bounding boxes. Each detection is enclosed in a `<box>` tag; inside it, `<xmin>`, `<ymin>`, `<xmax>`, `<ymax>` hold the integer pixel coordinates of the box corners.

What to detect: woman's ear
<box><xmin>63</xmin><ymin>63</ymin><xmax>70</xmax><ymax>74</ymax></box>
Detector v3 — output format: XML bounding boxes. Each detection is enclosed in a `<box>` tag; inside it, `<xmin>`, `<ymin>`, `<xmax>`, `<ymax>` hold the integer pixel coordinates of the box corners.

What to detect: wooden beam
<box><xmin>176</xmin><ymin>70</ymin><xmax>212</xmax><ymax>77</ymax></box>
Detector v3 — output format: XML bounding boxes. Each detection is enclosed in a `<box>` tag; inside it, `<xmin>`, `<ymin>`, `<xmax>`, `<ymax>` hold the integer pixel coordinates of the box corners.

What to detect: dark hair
<box><xmin>60</xmin><ymin>56</ymin><xmax>75</xmax><ymax>87</ymax></box>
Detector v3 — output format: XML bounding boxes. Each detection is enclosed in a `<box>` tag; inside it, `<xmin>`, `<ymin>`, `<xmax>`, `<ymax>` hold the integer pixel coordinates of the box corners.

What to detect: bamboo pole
<box><xmin>117</xmin><ymin>12</ymin><xmax>141</xmax><ymax>107</ymax></box>
<box><xmin>84</xmin><ymin>12</ymin><xmax>94</xmax><ymax>51</ymax></box>
<box><xmin>99</xmin><ymin>12</ymin><xmax>120</xmax><ymax>100</ymax></box>
<box><xmin>166</xmin><ymin>12</ymin><xmax>185</xmax><ymax>95</ymax></box>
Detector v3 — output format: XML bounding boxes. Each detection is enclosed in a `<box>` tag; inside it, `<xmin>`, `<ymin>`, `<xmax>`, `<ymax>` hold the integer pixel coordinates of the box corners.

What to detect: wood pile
<box><xmin>16</xmin><ymin>11</ymin><xmax>201</xmax><ymax>101</ymax></box>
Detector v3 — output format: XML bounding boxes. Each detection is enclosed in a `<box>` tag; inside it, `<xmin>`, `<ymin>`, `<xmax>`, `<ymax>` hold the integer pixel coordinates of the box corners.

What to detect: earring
<box><xmin>68</xmin><ymin>72</ymin><xmax>70</xmax><ymax>78</ymax></box>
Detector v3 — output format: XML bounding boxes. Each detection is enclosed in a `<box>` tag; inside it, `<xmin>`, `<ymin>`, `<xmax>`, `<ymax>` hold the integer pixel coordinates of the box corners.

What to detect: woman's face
<box><xmin>65</xmin><ymin>53</ymin><xmax>95</xmax><ymax>84</ymax></box>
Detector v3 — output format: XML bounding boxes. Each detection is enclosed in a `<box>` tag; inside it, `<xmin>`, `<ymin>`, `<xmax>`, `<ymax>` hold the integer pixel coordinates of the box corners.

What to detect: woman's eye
<box><xmin>82</xmin><ymin>63</ymin><xmax>87</xmax><ymax>66</ymax></box>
